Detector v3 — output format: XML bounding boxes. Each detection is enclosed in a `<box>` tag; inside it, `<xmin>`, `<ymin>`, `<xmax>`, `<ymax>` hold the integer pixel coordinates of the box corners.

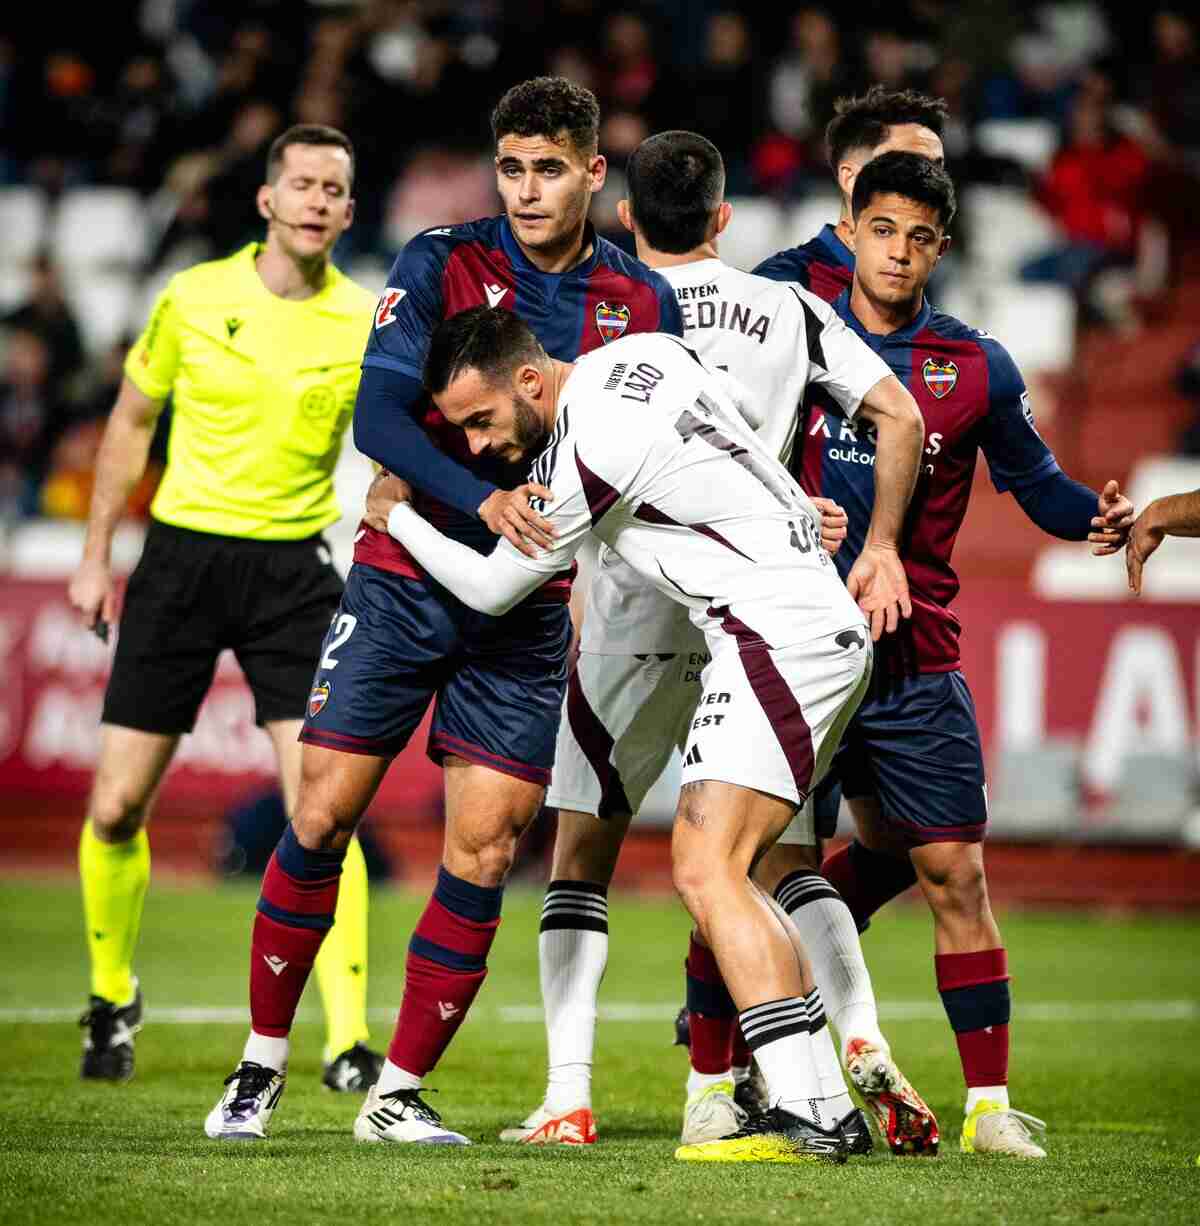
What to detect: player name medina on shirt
<box><xmin>810</xmin><ymin>407</ymin><xmax>945</xmax><ymax>477</ymax></box>
<box><xmin>673</xmin><ymin>281</ymin><xmax>770</xmax><ymax>345</ymax></box>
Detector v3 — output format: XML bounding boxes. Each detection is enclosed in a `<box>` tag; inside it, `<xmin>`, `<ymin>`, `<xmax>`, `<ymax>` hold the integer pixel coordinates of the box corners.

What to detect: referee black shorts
<box><xmin>102</xmin><ymin>518</ymin><xmax>344</xmax><ymax>734</ymax></box>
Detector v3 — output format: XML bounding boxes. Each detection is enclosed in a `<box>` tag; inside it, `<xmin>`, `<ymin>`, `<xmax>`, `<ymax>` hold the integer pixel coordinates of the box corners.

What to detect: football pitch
<box><xmin>1</xmin><ymin>879</ymin><xmax>1197</xmax><ymax>1225</ymax></box>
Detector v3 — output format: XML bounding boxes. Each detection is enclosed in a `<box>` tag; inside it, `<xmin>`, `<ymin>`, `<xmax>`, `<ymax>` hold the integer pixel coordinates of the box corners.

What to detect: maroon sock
<box><xmin>249</xmin><ymin>829</ymin><xmax>343</xmax><ymax>1037</ymax></box>
<box><xmin>935</xmin><ymin>948</ymin><xmax>1011</xmax><ymax>1088</ymax></box>
<box><xmin>387</xmin><ymin>867</ymin><xmax>502</xmax><ymax>1077</ymax></box>
<box><xmin>685</xmin><ymin>933</ymin><xmax>735</xmax><ymax>1074</ymax></box>
<box><xmin>731</xmin><ymin>1027</ymin><xmax>751</xmax><ymax>1069</ymax></box>
<box><xmin>821</xmin><ymin>839</ymin><xmax>917</xmax><ymax>930</ymax></box>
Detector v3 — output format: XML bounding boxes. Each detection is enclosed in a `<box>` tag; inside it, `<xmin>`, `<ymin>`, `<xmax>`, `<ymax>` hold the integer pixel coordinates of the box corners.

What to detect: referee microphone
<box><xmin>264</xmin><ymin>201</ymin><xmax>309</xmax><ymax>231</ymax></box>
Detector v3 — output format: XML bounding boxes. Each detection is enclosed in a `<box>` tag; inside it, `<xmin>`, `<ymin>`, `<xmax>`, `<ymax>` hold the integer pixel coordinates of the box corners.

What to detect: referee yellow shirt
<box><xmin>125</xmin><ymin>243</ymin><xmax>375</xmax><ymax>540</ymax></box>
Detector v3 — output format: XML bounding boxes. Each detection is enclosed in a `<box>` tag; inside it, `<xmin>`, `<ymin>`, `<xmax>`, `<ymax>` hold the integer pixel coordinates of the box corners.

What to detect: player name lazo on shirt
<box><xmin>603</xmin><ymin>360</ymin><xmax>666</xmax><ymax>403</ymax></box>
<box><xmin>674</xmin><ymin>284</ymin><xmax>770</xmax><ymax>346</ymax></box>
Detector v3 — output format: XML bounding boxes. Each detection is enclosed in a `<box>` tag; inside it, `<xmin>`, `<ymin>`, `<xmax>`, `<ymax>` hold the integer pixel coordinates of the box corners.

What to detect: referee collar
<box><xmin>245</xmin><ymin>242</ymin><xmax>342</xmax><ymax>304</ymax></box>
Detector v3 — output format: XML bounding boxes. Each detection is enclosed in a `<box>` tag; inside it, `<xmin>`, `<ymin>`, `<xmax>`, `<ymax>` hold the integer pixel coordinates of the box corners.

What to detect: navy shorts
<box><xmin>299</xmin><ymin>564</ymin><xmax>571</xmax><ymax>784</ymax></box>
<box><xmin>812</xmin><ymin>669</ymin><xmax>987</xmax><ymax>845</ymax></box>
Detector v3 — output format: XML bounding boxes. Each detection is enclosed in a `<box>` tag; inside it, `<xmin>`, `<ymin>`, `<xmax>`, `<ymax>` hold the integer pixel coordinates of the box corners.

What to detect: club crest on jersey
<box><xmin>922</xmin><ymin>357</ymin><xmax>958</xmax><ymax>399</ymax></box>
<box><xmin>595</xmin><ymin>301</ymin><xmax>630</xmax><ymax>344</ymax></box>
<box><xmin>308</xmin><ymin>680</ymin><xmax>331</xmax><ymax>718</ymax></box>
<box><xmin>375</xmin><ymin>287</ymin><xmax>407</xmax><ymax>329</ymax></box>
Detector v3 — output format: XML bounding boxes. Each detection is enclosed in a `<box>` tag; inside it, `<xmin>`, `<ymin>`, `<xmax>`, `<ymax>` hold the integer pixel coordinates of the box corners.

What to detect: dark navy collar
<box><xmin>834</xmin><ymin>287</ymin><xmax>933</xmax><ymax>344</ymax></box>
<box><xmin>499</xmin><ymin>217</ymin><xmax>601</xmax><ymax>280</ymax></box>
<box><xmin>816</xmin><ymin>223</ymin><xmax>855</xmax><ymax>270</ymax></box>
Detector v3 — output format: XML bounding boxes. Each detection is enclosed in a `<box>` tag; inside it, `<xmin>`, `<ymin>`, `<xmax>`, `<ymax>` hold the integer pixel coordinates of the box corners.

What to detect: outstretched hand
<box><xmin>845</xmin><ymin>542</ymin><xmax>911</xmax><ymax>641</ymax></box>
<box><xmin>1089</xmin><ymin>478</ymin><xmax>1135</xmax><ymax>556</ymax></box>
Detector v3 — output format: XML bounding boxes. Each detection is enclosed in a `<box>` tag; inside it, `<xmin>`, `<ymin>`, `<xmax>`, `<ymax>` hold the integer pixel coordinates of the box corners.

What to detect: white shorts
<box><xmin>680</xmin><ymin>626</ymin><xmax>871</xmax><ymax>828</ymax></box>
<box><xmin>546</xmin><ymin>634</ymin><xmax>710</xmax><ymax>818</ymax></box>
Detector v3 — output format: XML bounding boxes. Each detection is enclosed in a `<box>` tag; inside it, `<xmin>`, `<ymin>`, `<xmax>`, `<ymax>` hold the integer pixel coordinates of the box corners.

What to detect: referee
<box><xmin>68</xmin><ymin>124</ymin><xmax>381</xmax><ymax>1091</ymax></box>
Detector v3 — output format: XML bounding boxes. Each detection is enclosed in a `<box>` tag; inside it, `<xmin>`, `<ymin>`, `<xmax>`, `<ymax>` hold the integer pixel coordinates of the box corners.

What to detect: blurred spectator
<box><xmin>97</xmin><ymin>49</ymin><xmax>182</xmax><ymax>192</ymax></box>
<box><xmin>38</xmin><ymin>335</ymin><xmax>164</xmax><ymax>521</ymax></box>
<box><xmin>688</xmin><ymin>11</ymin><xmax>762</xmax><ymax>195</ymax></box>
<box><xmin>753</xmin><ymin>8</ymin><xmax>852</xmax><ymax>196</ymax></box>
<box><xmin>0</xmin><ymin>328</ymin><xmax>68</xmax><ymax>520</ymax></box>
<box><xmin>1138</xmin><ymin>9</ymin><xmax>1200</xmax><ymax>164</ymax></box>
<box><xmin>1021</xmin><ymin>82</ymin><xmax>1151</xmax><ymax>320</ymax></box>
<box><xmin>3</xmin><ymin>253</ymin><xmax>86</xmax><ymax>401</ymax></box>
<box><xmin>1176</xmin><ymin>341</ymin><xmax>1200</xmax><ymax>456</ymax></box>
<box><xmin>597</xmin><ymin>12</ymin><xmax>661</xmax><ymax>114</ymax></box>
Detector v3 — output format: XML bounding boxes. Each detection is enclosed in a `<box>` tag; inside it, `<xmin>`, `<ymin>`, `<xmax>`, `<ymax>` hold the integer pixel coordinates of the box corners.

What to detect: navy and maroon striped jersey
<box><xmin>354</xmin><ymin>216</ymin><xmax>682</xmax><ymax>579</ymax></box>
<box><xmin>754</xmin><ymin>223</ymin><xmax>855</xmax><ymax>303</ymax></box>
<box><xmin>798</xmin><ymin>292</ymin><xmax>1060</xmax><ymax>675</ymax></box>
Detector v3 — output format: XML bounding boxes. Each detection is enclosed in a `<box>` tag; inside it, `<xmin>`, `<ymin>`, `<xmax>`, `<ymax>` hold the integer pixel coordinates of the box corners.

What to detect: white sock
<box><xmin>376</xmin><ymin>1059</ymin><xmax>422</xmax><ymax>1095</ymax></box>
<box><xmin>965</xmin><ymin>1085</ymin><xmax>1009</xmax><ymax>1114</ymax></box>
<box><xmin>242</xmin><ymin>1030</ymin><xmax>288</xmax><ymax>1072</ymax></box>
<box><xmin>687</xmin><ymin>1067</ymin><xmax>734</xmax><ymax>1096</ymax></box>
<box><xmin>539</xmin><ymin>881</ymin><xmax>608</xmax><ymax>1113</ymax></box>
<box><xmin>775</xmin><ymin>871</ymin><xmax>888</xmax><ymax>1059</ymax></box>
<box><xmin>738</xmin><ymin>998</ymin><xmax>825</xmax><ymax>1124</ymax></box>
<box><xmin>804</xmin><ymin>989</ymin><xmax>855</xmax><ymax>1122</ymax></box>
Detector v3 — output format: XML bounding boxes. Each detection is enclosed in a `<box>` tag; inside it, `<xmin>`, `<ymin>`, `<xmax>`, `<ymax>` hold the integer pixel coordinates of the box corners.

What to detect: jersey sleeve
<box><xmin>753</xmin><ymin>248</ymin><xmax>811</xmax><ymax>288</ymax></box>
<box><xmin>360</xmin><ymin>230</ymin><xmax>447</xmax><ymax>381</ymax></box>
<box><xmin>976</xmin><ymin>337</ymin><xmax>1061</xmax><ymax>493</ymax></box>
<box><xmin>124</xmin><ymin>284</ymin><xmax>180</xmax><ymax>401</ymax></box>
<box><xmin>792</xmin><ymin>286</ymin><xmax>891</xmax><ymax>419</ymax></box>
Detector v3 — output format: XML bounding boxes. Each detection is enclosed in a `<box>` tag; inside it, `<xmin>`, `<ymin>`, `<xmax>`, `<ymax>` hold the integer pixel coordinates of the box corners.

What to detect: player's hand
<box><xmin>68</xmin><ymin>557</ymin><xmax>117</xmax><ymax>638</ymax></box>
<box><xmin>1089</xmin><ymin>478</ymin><xmax>1135</xmax><ymax>555</ymax></box>
<box><xmin>810</xmin><ymin>496</ymin><xmax>848</xmax><ymax>555</ymax></box>
<box><xmin>362</xmin><ymin>469</ymin><xmax>413</xmax><ymax>533</ymax></box>
<box><xmin>1125</xmin><ymin>506</ymin><xmax>1165</xmax><ymax>596</ymax></box>
<box><xmin>479</xmin><ymin>484</ymin><xmax>556</xmax><ymax>559</ymax></box>
<box><xmin>845</xmin><ymin>541</ymin><xmax>911</xmax><ymax>641</ymax></box>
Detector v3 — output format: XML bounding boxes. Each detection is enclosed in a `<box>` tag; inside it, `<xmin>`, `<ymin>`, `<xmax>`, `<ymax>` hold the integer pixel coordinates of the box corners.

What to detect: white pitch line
<box><xmin>1</xmin><ymin>1001</ymin><xmax>1196</xmax><ymax>1025</ymax></box>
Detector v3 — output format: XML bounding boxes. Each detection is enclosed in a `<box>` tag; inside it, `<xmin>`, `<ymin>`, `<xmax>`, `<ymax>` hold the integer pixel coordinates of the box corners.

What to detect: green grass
<box><xmin>0</xmin><ymin>879</ymin><xmax>1197</xmax><ymax>1225</ymax></box>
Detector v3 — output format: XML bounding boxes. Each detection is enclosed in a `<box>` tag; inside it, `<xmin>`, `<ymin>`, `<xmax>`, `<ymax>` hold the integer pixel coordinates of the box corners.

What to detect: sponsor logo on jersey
<box><xmin>308</xmin><ymin>680</ymin><xmax>331</xmax><ymax>718</ymax></box>
<box><xmin>922</xmin><ymin>357</ymin><xmax>958</xmax><ymax>399</ymax></box>
<box><xmin>484</xmin><ymin>282</ymin><xmax>508</xmax><ymax>308</ymax></box>
<box><xmin>595</xmin><ymin>301</ymin><xmax>630</xmax><ymax>343</ymax></box>
<box><xmin>375</xmin><ymin>287</ymin><xmax>407</xmax><ymax>329</ymax></box>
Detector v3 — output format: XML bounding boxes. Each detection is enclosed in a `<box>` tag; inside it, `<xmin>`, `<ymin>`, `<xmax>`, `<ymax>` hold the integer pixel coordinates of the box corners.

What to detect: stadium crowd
<box><xmin>2</xmin><ymin>3</ymin><xmax>1198</xmax><ymax>528</ymax></box>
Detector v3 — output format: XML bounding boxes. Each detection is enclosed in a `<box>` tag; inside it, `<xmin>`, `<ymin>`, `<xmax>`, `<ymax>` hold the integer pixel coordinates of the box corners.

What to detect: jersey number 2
<box><xmin>320</xmin><ymin>614</ymin><xmax>357</xmax><ymax>670</ymax></box>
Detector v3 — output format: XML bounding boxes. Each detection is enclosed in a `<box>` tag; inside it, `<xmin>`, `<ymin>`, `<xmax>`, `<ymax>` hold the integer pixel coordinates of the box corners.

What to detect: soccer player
<box><xmin>67</xmin><ymin>124</ymin><xmax>382</xmax><ymax>1091</ymax></box>
<box><xmin>204</xmin><ymin>78</ymin><xmax>681</xmax><ymax>1144</ymax></box>
<box><xmin>514</xmin><ymin>85</ymin><xmax>952</xmax><ymax>1152</ymax></box>
<box><xmin>752</xmin><ymin>150</ymin><xmax>1133</xmax><ymax>1157</ymax></box>
<box><xmin>1125</xmin><ymin>487</ymin><xmax>1200</xmax><ymax>592</ymax></box>
<box><xmin>503</xmin><ymin>129</ymin><xmax>938</xmax><ymax>1155</ymax></box>
<box><xmin>364</xmin><ymin>300</ymin><xmax>925</xmax><ymax>1162</ymax></box>
<box><xmin>756</xmin><ymin>85</ymin><xmax>947</xmax><ymax>296</ymax></box>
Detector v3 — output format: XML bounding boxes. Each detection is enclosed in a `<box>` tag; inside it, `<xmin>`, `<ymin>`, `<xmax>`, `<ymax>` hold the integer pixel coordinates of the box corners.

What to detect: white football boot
<box><xmin>354</xmin><ymin>1084</ymin><xmax>470</xmax><ymax>1145</ymax></box>
<box><xmin>204</xmin><ymin>1061</ymin><xmax>285</xmax><ymax>1140</ymax></box>
<box><xmin>680</xmin><ymin>1079</ymin><xmax>746</xmax><ymax>1145</ymax></box>
<box><xmin>961</xmin><ymin>1100</ymin><xmax>1047</xmax><ymax>1158</ymax></box>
